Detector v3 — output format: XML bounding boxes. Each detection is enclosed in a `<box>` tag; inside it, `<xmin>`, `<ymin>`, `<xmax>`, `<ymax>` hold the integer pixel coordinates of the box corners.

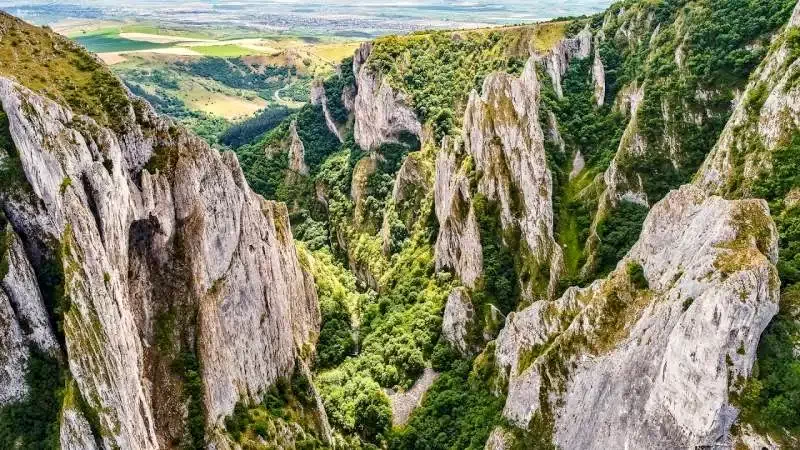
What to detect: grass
<box><xmin>178</xmin><ymin>80</ymin><xmax>268</xmax><ymax>120</ymax></box>
<box><xmin>73</xmin><ymin>31</ymin><xmax>172</xmax><ymax>53</ymax></box>
<box><xmin>0</xmin><ymin>12</ymin><xmax>131</xmax><ymax>131</ymax></box>
<box><xmin>193</xmin><ymin>44</ymin><xmax>264</xmax><ymax>57</ymax></box>
<box><xmin>308</xmin><ymin>42</ymin><xmax>362</xmax><ymax>62</ymax></box>
<box><xmin>531</xmin><ymin>21</ymin><xmax>568</xmax><ymax>53</ymax></box>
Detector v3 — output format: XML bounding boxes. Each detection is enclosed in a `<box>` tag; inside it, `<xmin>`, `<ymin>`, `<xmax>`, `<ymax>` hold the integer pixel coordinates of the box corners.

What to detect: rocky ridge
<box><xmin>0</xmin><ymin>62</ymin><xmax>323</xmax><ymax>448</ymax></box>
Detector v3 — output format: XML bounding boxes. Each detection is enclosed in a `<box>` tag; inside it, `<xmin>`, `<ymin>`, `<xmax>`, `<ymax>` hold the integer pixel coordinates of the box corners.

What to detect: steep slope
<box><xmin>128</xmin><ymin>0</ymin><xmax>800</xmax><ymax>449</ymax></box>
<box><xmin>492</xmin><ymin>185</ymin><xmax>779</xmax><ymax>448</ymax></box>
<box><xmin>695</xmin><ymin>2</ymin><xmax>800</xmax><ymax>444</ymax></box>
<box><xmin>0</xmin><ymin>13</ymin><xmax>323</xmax><ymax>450</ymax></box>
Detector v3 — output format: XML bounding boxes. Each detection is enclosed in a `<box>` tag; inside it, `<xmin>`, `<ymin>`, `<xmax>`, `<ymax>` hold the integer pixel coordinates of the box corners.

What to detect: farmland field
<box><xmin>74</xmin><ymin>31</ymin><xmax>172</xmax><ymax>52</ymax></box>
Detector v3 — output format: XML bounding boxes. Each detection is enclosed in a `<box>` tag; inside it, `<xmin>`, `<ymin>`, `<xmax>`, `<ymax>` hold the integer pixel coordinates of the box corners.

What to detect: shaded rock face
<box><xmin>592</xmin><ymin>44</ymin><xmax>606</xmax><ymax>107</ymax></box>
<box><xmin>387</xmin><ymin>367</ymin><xmax>440</xmax><ymax>427</ymax></box>
<box><xmin>494</xmin><ymin>185</ymin><xmax>779</xmax><ymax>449</ymax></box>
<box><xmin>0</xmin><ymin>225</ymin><xmax>60</xmax><ymax>404</ymax></box>
<box><xmin>441</xmin><ymin>287</ymin><xmax>475</xmax><ymax>354</ymax></box>
<box><xmin>434</xmin><ymin>137</ymin><xmax>483</xmax><ymax>289</ymax></box>
<box><xmin>310</xmin><ymin>79</ymin><xmax>344</xmax><ymax>143</ymax></box>
<box><xmin>288</xmin><ymin>119</ymin><xmax>310</xmax><ymax>175</ymax></box>
<box><xmin>352</xmin><ymin>42</ymin><xmax>422</xmax><ymax>151</ymax></box>
<box><xmin>460</xmin><ymin>58</ymin><xmax>563</xmax><ymax>299</ymax></box>
<box><xmin>381</xmin><ymin>152</ymin><xmax>432</xmax><ymax>254</ymax></box>
<box><xmin>542</xmin><ymin>27</ymin><xmax>593</xmax><ymax>99</ymax></box>
<box><xmin>0</xmin><ymin>76</ymin><xmax>320</xmax><ymax>448</ymax></box>
<box><xmin>60</xmin><ymin>407</ymin><xmax>101</xmax><ymax>450</ymax></box>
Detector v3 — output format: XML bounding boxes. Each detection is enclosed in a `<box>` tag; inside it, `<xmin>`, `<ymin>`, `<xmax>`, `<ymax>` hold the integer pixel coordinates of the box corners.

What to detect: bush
<box><xmin>595</xmin><ymin>201</ymin><xmax>649</xmax><ymax>276</ymax></box>
<box><xmin>0</xmin><ymin>350</ymin><xmax>65</xmax><ymax>449</ymax></box>
<box><xmin>388</xmin><ymin>358</ymin><xmax>504</xmax><ymax>450</ymax></box>
<box><xmin>220</xmin><ymin>106</ymin><xmax>294</xmax><ymax>148</ymax></box>
<box><xmin>626</xmin><ymin>262</ymin><xmax>648</xmax><ymax>290</ymax></box>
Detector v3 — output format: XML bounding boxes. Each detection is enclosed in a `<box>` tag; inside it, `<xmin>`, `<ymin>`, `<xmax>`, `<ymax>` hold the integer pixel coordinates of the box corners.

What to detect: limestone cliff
<box><xmin>310</xmin><ymin>79</ymin><xmax>344</xmax><ymax>143</ymax></box>
<box><xmin>438</xmin><ymin>57</ymin><xmax>563</xmax><ymax>300</ymax></box>
<box><xmin>494</xmin><ymin>185</ymin><xmax>779</xmax><ymax>448</ymax></box>
<box><xmin>697</xmin><ymin>1</ymin><xmax>800</xmax><ymax>196</ymax></box>
<box><xmin>0</xmin><ymin>31</ymin><xmax>322</xmax><ymax>448</ymax></box>
<box><xmin>352</xmin><ymin>42</ymin><xmax>422</xmax><ymax>152</ymax></box>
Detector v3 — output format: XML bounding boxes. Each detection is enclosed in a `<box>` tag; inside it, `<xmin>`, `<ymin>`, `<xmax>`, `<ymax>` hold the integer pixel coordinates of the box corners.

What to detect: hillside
<box><xmin>0</xmin><ymin>0</ymin><xmax>799</xmax><ymax>449</ymax></box>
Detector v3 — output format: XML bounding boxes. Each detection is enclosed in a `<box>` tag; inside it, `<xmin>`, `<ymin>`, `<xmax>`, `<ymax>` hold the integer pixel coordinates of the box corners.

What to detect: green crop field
<box><xmin>74</xmin><ymin>32</ymin><xmax>171</xmax><ymax>53</ymax></box>
<box><xmin>192</xmin><ymin>44</ymin><xmax>262</xmax><ymax>57</ymax></box>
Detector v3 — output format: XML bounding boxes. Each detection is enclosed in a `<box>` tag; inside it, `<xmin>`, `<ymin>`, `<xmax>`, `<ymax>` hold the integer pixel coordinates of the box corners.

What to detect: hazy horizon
<box><xmin>0</xmin><ymin>0</ymin><xmax>615</xmax><ymax>37</ymax></box>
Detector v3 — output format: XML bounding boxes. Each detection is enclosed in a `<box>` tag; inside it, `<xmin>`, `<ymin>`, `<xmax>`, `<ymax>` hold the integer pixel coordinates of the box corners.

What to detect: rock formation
<box><xmin>310</xmin><ymin>79</ymin><xmax>344</xmax><ymax>143</ymax></box>
<box><xmin>493</xmin><ymin>185</ymin><xmax>779</xmax><ymax>449</ymax></box>
<box><xmin>0</xmin><ymin>67</ymin><xmax>321</xmax><ymax>448</ymax></box>
<box><xmin>460</xmin><ymin>57</ymin><xmax>564</xmax><ymax>299</ymax></box>
<box><xmin>352</xmin><ymin>42</ymin><xmax>422</xmax><ymax>151</ymax></box>
<box><xmin>434</xmin><ymin>137</ymin><xmax>483</xmax><ymax>289</ymax></box>
<box><xmin>288</xmin><ymin>119</ymin><xmax>309</xmax><ymax>175</ymax></box>
<box><xmin>697</xmin><ymin>1</ymin><xmax>800</xmax><ymax>196</ymax></box>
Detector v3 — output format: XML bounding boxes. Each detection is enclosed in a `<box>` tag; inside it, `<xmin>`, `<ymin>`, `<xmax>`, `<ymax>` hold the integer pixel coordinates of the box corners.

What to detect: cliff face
<box><xmin>494</xmin><ymin>185</ymin><xmax>780</xmax><ymax>448</ymax></box>
<box><xmin>434</xmin><ymin>59</ymin><xmax>563</xmax><ymax>300</ymax></box>
<box><xmin>352</xmin><ymin>42</ymin><xmax>423</xmax><ymax>152</ymax></box>
<box><xmin>0</xmin><ymin>29</ymin><xmax>321</xmax><ymax>448</ymax></box>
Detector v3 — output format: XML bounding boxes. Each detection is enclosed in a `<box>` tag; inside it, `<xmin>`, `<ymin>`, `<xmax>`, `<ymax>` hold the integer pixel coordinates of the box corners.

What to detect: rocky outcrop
<box><xmin>461</xmin><ymin>58</ymin><xmax>563</xmax><ymax>299</ymax></box>
<box><xmin>569</xmin><ymin>150</ymin><xmax>585</xmax><ymax>180</ymax></box>
<box><xmin>434</xmin><ymin>137</ymin><xmax>483</xmax><ymax>289</ymax></box>
<box><xmin>0</xmin><ymin>70</ymin><xmax>320</xmax><ymax>449</ymax></box>
<box><xmin>592</xmin><ymin>44</ymin><xmax>606</xmax><ymax>107</ymax></box>
<box><xmin>484</xmin><ymin>427</ymin><xmax>514</xmax><ymax>450</ymax></box>
<box><xmin>0</xmin><ymin>224</ymin><xmax>60</xmax><ymax>405</ymax></box>
<box><xmin>387</xmin><ymin>367</ymin><xmax>439</xmax><ymax>426</ymax></box>
<box><xmin>541</xmin><ymin>27</ymin><xmax>593</xmax><ymax>99</ymax></box>
<box><xmin>441</xmin><ymin>287</ymin><xmax>475</xmax><ymax>354</ymax></box>
<box><xmin>441</xmin><ymin>287</ymin><xmax>505</xmax><ymax>356</ymax></box>
<box><xmin>310</xmin><ymin>79</ymin><xmax>344</xmax><ymax>143</ymax></box>
<box><xmin>381</xmin><ymin>151</ymin><xmax>433</xmax><ymax>254</ymax></box>
<box><xmin>60</xmin><ymin>408</ymin><xmax>101</xmax><ymax>450</ymax></box>
<box><xmin>288</xmin><ymin>120</ymin><xmax>309</xmax><ymax>175</ymax></box>
<box><xmin>352</xmin><ymin>42</ymin><xmax>422</xmax><ymax>151</ymax></box>
<box><xmin>546</xmin><ymin>111</ymin><xmax>565</xmax><ymax>153</ymax></box>
<box><xmin>494</xmin><ymin>185</ymin><xmax>780</xmax><ymax>449</ymax></box>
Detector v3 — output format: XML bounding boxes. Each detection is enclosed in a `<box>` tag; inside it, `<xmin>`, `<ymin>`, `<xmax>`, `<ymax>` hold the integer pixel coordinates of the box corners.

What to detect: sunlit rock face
<box><xmin>352</xmin><ymin>42</ymin><xmax>422</xmax><ymax>151</ymax></box>
<box><xmin>494</xmin><ymin>185</ymin><xmax>779</xmax><ymax>449</ymax></box>
<box><xmin>0</xmin><ymin>74</ymin><xmax>320</xmax><ymax>448</ymax></box>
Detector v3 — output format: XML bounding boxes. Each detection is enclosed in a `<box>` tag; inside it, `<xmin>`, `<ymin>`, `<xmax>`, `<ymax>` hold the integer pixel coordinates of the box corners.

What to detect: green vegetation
<box><xmin>367</xmin><ymin>29</ymin><xmax>529</xmax><ymax>140</ymax></box>
<box><xmin>626</xmin><ymin>261</ymin><xmax>648</xmax><ymax>290</ymax></box>
<box><xmin>472</xmin><ymin>194</ymin><xmax>520</xmax><ymax>314</ymax></box>
<box><xmin>595</xmin><ymin>0</ymin><xmax>796</xmax><ymax>204</ymax></box>
<box><xmin>74</xmin><ymin>31</ymin><xmax>171</xmax><ymax>53</ymax></box>
<box><xmin>0</xmin><ymin>109</ymin><xmax>31</xmax><ymax>198</ymax></box>
<box><xmin>317</xmin><ymin>237</ymin><xmax>452</xmax><ymax>446</ymax></box>
<box><xmin>0</xmin><ymin>350</ymin><xmax>65</xmax><ymax>450</ymax></box>
<box><xmin>193</xmin><ymin>44</ymin><xmax>261</xmax><ymax>57</ymax></box>
<box><xmin>547</xmin><ymin>57</ymin><xmax>625</xmax><ymax>171</ymax></box>
<box><xmin>224</xmin><ymin>370</ymin><xmax>328</xmax><ymax>448</ymax></box>
<box><xmin>301</xmin><ymin>246</ymin><xmax>365</xmax><ymax>369</ymax></box>
<box><xmin>389</xmin><ymin>350</ymin><xmax>505</xmax><ymax>450</ymax></box>
<box><xmin>0</xmin><ymin>14</ymin><xmax>131</xmax><ymax>131</ymax></box>
<box><xmin>595</xmin><ymin>201</ymin><xmax>649</xmax><ymax>276</ymax></box>
<box><xmin>735</xmin><ymin>134</ymin><xmax>800</xmax><ymax>442</ymax></box>
<box><xmin>219</xmin><ymin>106</ymin><xmax>294</xmax><ymax>148</ymax></box>
<box><xmin>177</xmin><ymin>351</ymin><xmax>205</xmax><ymax>449</ymax></box>
<box><xmin>322</xmin><ymin>56</ymin><xmax>355</xmax><ymax>124</ymax></box>
<box><xmin>178</xmin><ymin>57</ymin><xmax>296</xmax><ymax>97</ymax></box>
<box><xmin>295</xmin><ymin>105</ymin><xmax>343</xmax><ymax>173</ymax></box>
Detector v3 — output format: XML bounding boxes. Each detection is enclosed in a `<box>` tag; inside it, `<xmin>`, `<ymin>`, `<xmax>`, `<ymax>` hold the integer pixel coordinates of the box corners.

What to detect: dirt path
<box><xmin>387</xmin><ymin>367</ymin><xmax>440</xmax><ymax>426</ymax></box>
<box><xmin>273</xmin><ymin>83</ymin><xmax>306</xmax><ymax>109</ymax></box>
